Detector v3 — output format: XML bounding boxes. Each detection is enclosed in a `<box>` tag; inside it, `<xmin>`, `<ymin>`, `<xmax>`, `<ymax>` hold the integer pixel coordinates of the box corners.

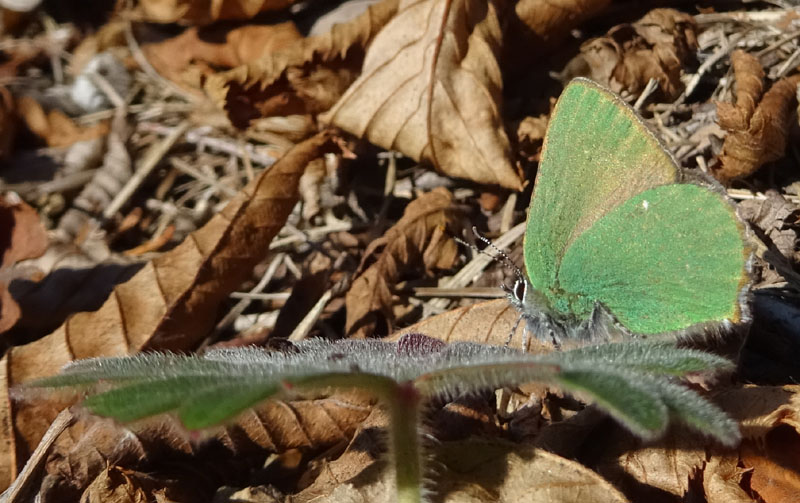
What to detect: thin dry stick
<box><xmin>0</xmin><ymin>409</ymin><xmax>75</xmax><ymax>503</ymax></box>
<box><xmin>169</xmin><ymin>157</ymin><xmax>239</xmax><ymax>197</ymax></box>
<box><xmin>212</xmin><ymin>253</ymin><xmax>286</xmax><ymax>337</ymax></box>
<box><xmin>103</xmin><ymin>120</ymin><xmax>190</xmax><ymax>220</ymax></box>
<box><xmin>140</xmin><ymin>123</ymin><xmax>276</xmax><ymax>166</ymax></box>
<box><xmin>288</xmin><ymin>288</ymin><xmax>333</xmax><ymax>342</ymax></box>
<box><xmin>633</xmin><ymin>78</ymin><xmax>660</xmax><ymax>110</ymax></box>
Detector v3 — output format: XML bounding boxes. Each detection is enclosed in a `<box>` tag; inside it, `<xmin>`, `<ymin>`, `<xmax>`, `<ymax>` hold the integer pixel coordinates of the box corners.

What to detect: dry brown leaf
<box><xmin>321</xmin><ymin>0</ymin><xmax>522</xmax><ymax>190</ymax></box>
<box><xmin>593</xmin><ymin>428</ymin><xmax>705</xmax><ymax>499</ymax></box>
<box><xmin>439</xmin><ymin>441</ymin><xmax>629</xmax><ymax>502</ymax></box>
<box><xmin>35</xmin><ymin>393</ymin><xmax>373</xmax><ymax>501</ymax></box>
<box><xmin>714</xmin><ymin>50</ymin><xmax>800</xmax><ymax>182</ymax></box>
<box><xmin>0</xmin><ymin>194</ymin><xmax>47</xmax><ymax>335</ymax></box>
<box><xmin>0</xmin><ymin>87</ymin><xmax>14</xmax><ymax>159</ymax></box>
<box><xmin>507</xmin><ymin>0</ymin><xmax>611</xmax><ymax>71</ymax></box>
<box><xmin>708</xmin><ymin>386</ymin><xmax>800</xmax><ymax>502</ymax></box>
<box><xmin>562</xmin><ymin>8</ymin><xmax>698</xmax><ymax>99</ymax></box>
<box><xmin>0</xmin><ymin>132</ymin><xmax>333</xmax><ymax>490</ymax></box>
<box><xmin>297</xmin><ymin>437</ymin><xmax>629</xmax><ymax>502</ymax></box>
<box><xmin>738</xmin><ymin>191</ymin><xmax>799</xmax><ymax>285</ymax></box>
<box><xmin>17</xmin><ymin>96</ymin><xmax>109</xmax><ymax>148</ymax></box>
<box><xmin>206</xmin><ymin>0</ymin><xmax>399</xmax><ymax>126</ymax></box>
<box><xmin>143</xmin><ymin>23</ymin><xmax>302</xmax><ymax>92</ymax></box>
<box><xmin>345</xmin><ymin>187</ymin><xmax>459</xmax><ymax>337</ymax></box>
<box><xmin>704</xmin><ymin>455</ymin><xmax>752</xmax><ymax>503</ymax></box>
<box><xmin>293</xmin><ymin>406</ymin><xmax>387</xmax><ymax>501</ymax></box>
<box><xmin>741</xmin><ymin>440</ymin><xmax>800</xmax><ymax>503</ymax></box>
<box><xmin>133</xmin><ymin>0</ymin><xmax>297</xmax><ymax>24</ymax></box>
<box><xmin>390</xmin><ymin>298</ymin><xmax>554</xmax><ymax>353</ymax></box>
<box><xmin>717</xmin><ymin>385</ymin><xmax>800</xmax><ymax>441</ymax></box>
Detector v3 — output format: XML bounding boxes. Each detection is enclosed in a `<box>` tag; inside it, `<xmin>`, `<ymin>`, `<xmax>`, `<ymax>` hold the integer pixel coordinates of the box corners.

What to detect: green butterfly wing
<box><xmin>524</xmin><ymin>79</ymin><xmax>680</xmax><ymax>297</ymax></box>
<box><xmin>523</xmin><ymin>78</ymin><xmax>749</xmax><ymax>334</ymax></box>
<box><xmin>555</xmin><ymin>184</ymin><xmax>748</xmax><ymax>334</ymax></box>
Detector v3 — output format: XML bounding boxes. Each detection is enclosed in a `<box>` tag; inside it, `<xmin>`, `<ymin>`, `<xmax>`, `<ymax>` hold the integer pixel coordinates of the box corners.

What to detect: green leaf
<box><xmin>552</xmin><ymin>341</ymin><xmax>735</xmax><ymax>376</ymax></box>
<box><xmin>552</xmin><ymin>368</ymin><xmax>669</xmax><ymax>439</ymax></box>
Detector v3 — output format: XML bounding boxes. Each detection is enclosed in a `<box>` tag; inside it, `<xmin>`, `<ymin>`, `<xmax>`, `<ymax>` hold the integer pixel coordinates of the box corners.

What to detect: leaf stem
<box><xmin>389</xmin><ymin>381</ymin><xmax>424</xmax><ymax>503</ymax></box>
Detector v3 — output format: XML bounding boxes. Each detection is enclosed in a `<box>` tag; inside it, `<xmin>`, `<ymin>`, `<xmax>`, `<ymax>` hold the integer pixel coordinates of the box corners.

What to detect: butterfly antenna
<box><xmin>464</xmin><ymin>227</ymin><xmax>525</xmax><ymax>280</ymax></box>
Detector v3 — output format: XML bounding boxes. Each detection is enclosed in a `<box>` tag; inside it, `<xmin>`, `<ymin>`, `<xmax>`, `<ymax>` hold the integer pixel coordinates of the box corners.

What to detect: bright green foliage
<box><xmin>522</xmin><ymin>78</ymin><xmax>749</xmax><ymax>335</ymax></box>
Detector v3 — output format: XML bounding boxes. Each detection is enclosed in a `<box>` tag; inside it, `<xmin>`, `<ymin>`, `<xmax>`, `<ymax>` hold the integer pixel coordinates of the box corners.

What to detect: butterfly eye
<box><xmin>513</xmin><ymin>279</ymin><xmax>527</xmax><ymax>302</ymax></box>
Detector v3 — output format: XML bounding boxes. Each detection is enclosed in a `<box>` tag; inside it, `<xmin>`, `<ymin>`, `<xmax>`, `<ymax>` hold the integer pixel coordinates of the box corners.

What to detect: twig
<box><xmin>0</xmin><ymin>409</ymin><xmax>75</xmax><ymax>503</ymax></box>
<box><xmin>139</xmin><ymin>122</ymin><xmax>277</xmax><ymax>166</ymax></box>
<box><xmin>212</xmin><ymin>253</ymin><xmax>286</xmax><ymax>338</ymax></box>
<box><xmin>288</xmin><ymin>288</ymin><xmax>333</xmax><ymax>341</ymax></box>
<box><xmin>103</xmin><ymin>120</ymin><xmax>190</xmax><ymax>220</ymax></box>
<box><xmin>169</xmin><ymin>157</ymin><xmax>239</xmax><ymax>197</ymax></box>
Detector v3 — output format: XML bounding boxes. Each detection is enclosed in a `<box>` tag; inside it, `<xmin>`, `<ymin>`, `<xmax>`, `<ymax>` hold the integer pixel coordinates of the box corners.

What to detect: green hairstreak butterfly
<box><xmin>509</xmin><ymin>78</ymin><xmax>751</xmax><ymax>347</ymax></box>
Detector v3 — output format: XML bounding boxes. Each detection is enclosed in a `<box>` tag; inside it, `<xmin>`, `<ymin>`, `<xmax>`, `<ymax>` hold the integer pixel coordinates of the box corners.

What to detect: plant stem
<box><xmin>389</xmin><ymin>381</ymin><xmax>424</xmax><ymax>503</ymax></box>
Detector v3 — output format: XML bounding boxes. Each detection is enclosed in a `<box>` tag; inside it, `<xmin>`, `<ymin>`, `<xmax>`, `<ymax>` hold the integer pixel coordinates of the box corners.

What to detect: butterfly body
<box><xmin>516</xmin><ymin>79</ymin><xmax>751</xmax><ymax>347</ymax></box>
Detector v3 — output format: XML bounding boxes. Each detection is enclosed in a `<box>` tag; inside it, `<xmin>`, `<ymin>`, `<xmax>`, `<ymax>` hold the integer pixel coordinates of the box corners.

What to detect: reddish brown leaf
<box><xmin>0</xmin><ymin>132</ymin><xmax>333</xmax><ymax>489</ymax></box>
<box><xmin>0</xmin><ymin>194</ymin><xmax>48</xmax><ymax>334</ymax></box>
<box><xmin>17</xmin><ymin>96</ymin><xmax>109</xmax><ymax>148</ymax></box>
<box><xmin>713</xmin><ymin>50</ymin><xmax>800</xmax><ymax>182</ymax></box>
<box><xmin>133</xmin><ymin>0</ymin><xmax>298</xmax><ymax>24</ymax></box>
<box><xmin>142</xmin><ymin>23</ymin><xmax>302</xmax><ymax>92</ymax></box>
<box><xmin>741</xmin><ymin>441</ymin><xmax>800</xmax><ymax>503</ymax></box>
<box><xmin>562</xmin><ymin>8</ymin><xmax>698</xmax><ymax>99</ymax></box>
<box><xmin>345</xmin><ymin>187</ymin><xmax>460</xmax><ymax>338</ymax></box>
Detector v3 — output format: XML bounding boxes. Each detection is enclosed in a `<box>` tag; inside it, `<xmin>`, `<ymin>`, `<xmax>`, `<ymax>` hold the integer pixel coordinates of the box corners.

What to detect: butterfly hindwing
<box><xmin>555</xmin><ymin>184</ymin><xmax>749</xmax><ymax>334</ymax></box>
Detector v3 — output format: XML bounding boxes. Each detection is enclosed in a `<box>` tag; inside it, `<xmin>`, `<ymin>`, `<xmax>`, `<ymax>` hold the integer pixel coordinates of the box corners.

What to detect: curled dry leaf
<box><xmin>562</xmin><ymin>8</ymin><xmax>698</xmax><ymax>99</ymax></box>
<box><xmin>345</xmin><ymin>187</ymin><xmax>460</xmax><ymax>338</ymax></box>
<box><xmin>322</xmin><ymin>0</ymin><xmax>522</xmax><ymax>190</ymax></box>
<box><xmin>143</xmin><ymin>23</ymin><xmax>302</xmax><ymax>92</ymax></box>
<box><xmin>0</xmin><ymin>132</ymin><xmax>333</xmax><ymax>490</ymax></box>
<box><xmin>133</xmin><ymin>0</ymin><xmax>297</xmax><ymax>24</ymax></box>
<box><xmin>17</xmin><ymin>96</ymin><xmax>109</xmax><ymax>148</ymax></box>
<box><xmin>737</xmin><ymin>191</ymin><xmax>799</xmax><ymax>286</ymax></box>
<box><xmin>714</xmin><ymin>50</ymin><xmax>800</xmax><ymax>182</ymax></box>
<box><xmin>206</xmin><ymin>0</ymin><xmax>399</xmax><ymax>127</ymax></box>
<box><xmin>0</xmin><ymin>195</ymin><xmax>48</xmax><ymax>334</ymax></box>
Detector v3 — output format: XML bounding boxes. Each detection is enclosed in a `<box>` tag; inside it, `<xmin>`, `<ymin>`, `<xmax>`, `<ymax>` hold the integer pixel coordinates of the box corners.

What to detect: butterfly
<box><xmin>507</xmin><ymin>78</ymin><xmax>751</xmax><ymax>348</ymax></box>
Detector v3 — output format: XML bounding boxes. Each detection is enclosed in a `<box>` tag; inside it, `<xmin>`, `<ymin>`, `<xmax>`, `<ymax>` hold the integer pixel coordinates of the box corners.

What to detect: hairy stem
<box><xmin>390</xmin><ymin>382</ymin><xmax>424</xmax><ymax>503</ymax></box>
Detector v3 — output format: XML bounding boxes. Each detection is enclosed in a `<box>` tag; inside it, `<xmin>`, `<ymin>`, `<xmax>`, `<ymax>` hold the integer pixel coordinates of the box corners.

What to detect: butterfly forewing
<box><xmin>524</xmin><ymin>79</ymin><xmax>681</xmax><ymax>300</ymax></box>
